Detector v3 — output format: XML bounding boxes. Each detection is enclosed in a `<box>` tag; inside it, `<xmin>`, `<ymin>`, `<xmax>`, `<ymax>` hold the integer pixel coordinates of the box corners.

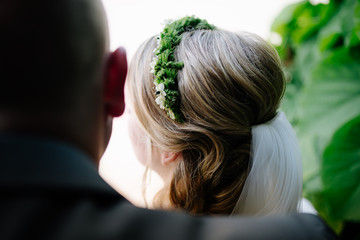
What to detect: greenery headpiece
<box><xmin>151</xmin><ymin>16</ymin><xmax>216</xmax><ymax>123</ymax></box>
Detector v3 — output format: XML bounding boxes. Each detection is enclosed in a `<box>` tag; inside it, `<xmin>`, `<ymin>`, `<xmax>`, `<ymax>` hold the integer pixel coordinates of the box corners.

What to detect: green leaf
<box><xmin>317</xmin><ymin>0</ymin><xmax>360</xmax><ymax>50</ymax></box>
<box><xmin>300</xmin><ymin>134</ymin><xmax>324</xmax><ymax>186</ymax></box>
<box><xmin>271</xmin><ymin>1</ymin><xmax>308</xmax><ymax>61</ymax></box>
<box><xmin>322</xmin><ymin>115</ymin><xmax>360</xmax><ymax>221</ymax></box>
<box><xmin>317</xmin><ymin>20</ymin><xmax>343</xmax><ymax>51</ymax></box>
<box><xmin>298</xmin><ymin>48</ymin><xmax>360</xmax><ymax>139</ymax></box>
<box><xmin>355</xmin><ymin>1</ymin><xmax>360</xmax><ymax>39</ymax></box>
<box><xmin>298</xmin><ymin>48</ymin><xmax>360</xmax><ymax>191</ymax></box>
<box><xmin>349</xmin><ymin>0</ymin><xmax>360</xmax><ymax>47</ymax></box>
<box><xmin>271</xmin><ymin>0</ymin><xmax>334</xmax><ymax>45</ymax></box>
<box><xmin>271</xmin><ymin>1</ymin><xmax>306</xmax><ymax>37</ymax></box>
<box><xmin>280</xmin><ymin>37</ymin><xmax>321</xmax><ymax>125</ymax></box>
<box><xmin>291</xmin><ymin>2</ymin><xmax>333</xmax><ymax>45</ymax></box>
<box><xmin>344</xmin><ymin>0</ymin><xmax>360</xmax><ymax>47</ymax></box>
<box><xmin>273</xmin><ymin>0</ymin><xmax>360</xmax><ymax>234</ymax></box>
<box><xmin>292</xmin><ymin>37</ymin><xmax>322</xmax><ymax>85</ymax></box>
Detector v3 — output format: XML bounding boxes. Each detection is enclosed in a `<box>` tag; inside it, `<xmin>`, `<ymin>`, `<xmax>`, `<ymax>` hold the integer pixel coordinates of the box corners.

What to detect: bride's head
<box><xmin>126</xmin><ymin>25</ymin><xmax>286</xmax><ymax>215</ymax></box>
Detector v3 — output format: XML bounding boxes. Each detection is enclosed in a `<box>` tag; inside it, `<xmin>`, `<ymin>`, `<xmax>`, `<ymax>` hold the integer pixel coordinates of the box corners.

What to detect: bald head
<box><xmin>0</xmin><ymin>0</ymin><xmax>115</xmax><ymax>162</ymax></box>
<box><xmin>0</xmin><ymin>0</ymin><xmax>109</xmax><ymax>113</ymax></box>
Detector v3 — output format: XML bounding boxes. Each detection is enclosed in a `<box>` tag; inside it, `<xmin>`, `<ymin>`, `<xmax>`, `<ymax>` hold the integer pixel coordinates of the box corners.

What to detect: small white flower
<box><xmin>155</xmin><ymin>95</ymin><xmax>166</xmax><ymax>109</ymax></box>
<box><xmin>155</xmin><ymin>82</ymin><xmax>166</xmax><ymax>97</ymax></box>
<box><xmin>152</xmin><ymin>34</ymin><xmax>161</xmax><ymax>51</ymax></box>
<box><xmin>155</xmin><ymin>83</ymin><xmax>165</xmax><ymax>93</ymax></box>
<box><xmin>150</xmin><ymin>57</ymin><xmax>157</xmax><ymax>73</ymax></box>
<box><xmin>168</xmin><ymin>109</ymin><xmax>175</xmax><ymax>120</ymax></box>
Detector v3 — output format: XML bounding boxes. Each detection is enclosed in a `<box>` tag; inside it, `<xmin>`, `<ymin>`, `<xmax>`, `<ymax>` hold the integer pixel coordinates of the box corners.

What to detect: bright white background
<box><xmin>98</xmin><ymin>0</ymin><xmax>302</xmax><ymax>207</ymax></box>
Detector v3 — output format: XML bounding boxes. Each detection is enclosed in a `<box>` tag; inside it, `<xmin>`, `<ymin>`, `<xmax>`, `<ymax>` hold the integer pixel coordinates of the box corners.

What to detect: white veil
<box><xmin>231</xmin><ymin>112</ymin><xmax>302</xmax><ymax>216</ymax></box>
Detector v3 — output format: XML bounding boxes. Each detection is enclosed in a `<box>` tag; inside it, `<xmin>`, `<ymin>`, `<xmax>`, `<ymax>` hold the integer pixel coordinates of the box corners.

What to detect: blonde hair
<box><xmin>126</xmin><ymin>29</ymin><xmax>285</xmax><ymax>215</ymax></box>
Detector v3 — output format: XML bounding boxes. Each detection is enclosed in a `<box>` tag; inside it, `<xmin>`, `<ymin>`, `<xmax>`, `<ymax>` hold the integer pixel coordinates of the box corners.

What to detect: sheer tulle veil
<box><xmin>231</xmin><ymin>112</ymin><xmax>302</xmax><ymax>216</ymax></box>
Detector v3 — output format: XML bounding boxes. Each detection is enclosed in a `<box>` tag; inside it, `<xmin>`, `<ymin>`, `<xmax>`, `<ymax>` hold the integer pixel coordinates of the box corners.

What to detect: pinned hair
<box><xmin>127</xmin><ymin>26</ymin><xmax>285</xmax><ymax>215</ymax></box>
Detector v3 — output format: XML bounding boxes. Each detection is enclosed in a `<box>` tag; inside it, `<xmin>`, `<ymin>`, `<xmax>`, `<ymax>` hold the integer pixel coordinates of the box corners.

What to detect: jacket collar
<box><xmin>0</xmin><ymin>133</ymin><xmax>119</xmax><ymax>197</ymax></box>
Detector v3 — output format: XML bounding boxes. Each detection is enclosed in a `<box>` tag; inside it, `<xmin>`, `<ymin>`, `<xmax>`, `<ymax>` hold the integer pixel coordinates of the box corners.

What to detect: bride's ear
<box><xmin>160</xmin><ymin>152</ymin><xmax>182</xmax><ymax>166</ymax></box>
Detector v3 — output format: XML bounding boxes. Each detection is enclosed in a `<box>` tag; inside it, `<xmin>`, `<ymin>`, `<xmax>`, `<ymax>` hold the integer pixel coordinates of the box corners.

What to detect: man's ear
<box><xmin>104</xmin><ymin>47</ymin><xmax>128</xmax><ymax>117</ymax></box>
<box><xmin>161</xmin><ymin>151</ymin><xmax>182</xmax><ymax>166</ymax></box>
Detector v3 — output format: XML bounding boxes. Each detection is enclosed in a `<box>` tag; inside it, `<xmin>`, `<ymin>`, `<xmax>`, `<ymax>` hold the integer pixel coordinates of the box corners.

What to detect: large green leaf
<box><xmin>298</xmin><ymin>48</ymin><xmax>360</xmax><ymax>139</ymax></box>
<box><xmin>355</xmin><ymin>1</ymin><xmax>360</xmax><ymax>40</ymax></box>
<box><xmin>291</xmin><ymin>2</ymin><xmax>335</xmax><ymax>45</ymax></box>
<box><xmin>273</xmin><ymin>0</ymin><xmax>360</xmax><ymax>234</ymax></box>
<box><xmin>298</xmin><ymin>48</ymin><xmax>360</xmax><ymax>191</ymax></box>
<box><xmin>321</xmin><ymin>115</ymin><xmax>360</xmax><ymax>221</ymax></box>
<box><xmin>349</xmin><ymin>0</ymin><xmax>360</xmax><ymax>49</ymax></box>
<box><xmin>297</xmin><ymin>49</ymin><xmax>360</xmax><ymax>188</ymax></box>
<box><xmin>317</xmin><ymin>0</ymin><xmax>360</xmax><ymax>51</ymax></box>
<box><xmin>280</xmin><ymin>37</ymin><xmax>321</xmax><ymax>126</ymax></box>
<box><xmin>271</xmin><ymin>1</ymin><xmax>306</xmax><ymax>37</ymax></box>
<box><xmin>271</xmin><ymin>0</ymin><xmax>336</xmax><ymax>61</ymax></box>
<box><xmin>271</xmin><ymin>1</ymin><xmax>307</xmax><ymax>61</ymax></box>
<box><xmin>276</xmin><ymin>2</ymin><xmax>360</xmax><ymax>190</ymax></box>
<box><xmin>347</xmin><ymin>0</ymin><xmax>360</xmax><ymax>47</ymax></box>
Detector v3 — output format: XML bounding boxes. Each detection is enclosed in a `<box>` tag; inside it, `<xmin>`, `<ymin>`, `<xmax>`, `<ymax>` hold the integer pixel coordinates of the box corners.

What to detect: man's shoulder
<box><xmin>0</xmin><ymin>134</ymin><xmax>337</xmax><ymax>240</ymax></box>
<box><xmin>0</xmin><ymin>191</ymin><xmax>198</xmax><ymax>240</ymax></box>
<box><xmin>0</xmin><ymin>190</ymin><xmax>337</xmax><ymax>240</ymax></box>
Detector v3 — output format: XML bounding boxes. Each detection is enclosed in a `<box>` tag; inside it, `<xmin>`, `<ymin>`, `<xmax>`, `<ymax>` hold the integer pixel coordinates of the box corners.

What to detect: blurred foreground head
<box><xmin>0</xmin><ymin>0</ymin><xmax>127</xmax><ymax>162</ymax></box>
<box><xmin>0</xmin><ymin>0</ymin><xmax>108</xmax><ymax>112</ymax></box>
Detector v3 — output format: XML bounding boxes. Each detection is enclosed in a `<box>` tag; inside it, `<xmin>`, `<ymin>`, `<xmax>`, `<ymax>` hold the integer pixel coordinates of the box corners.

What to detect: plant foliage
<box><xmin>152</xmin><ymin>16</ymin><xmax>215</xmax><ymax>122</ymax></box>
<box><xmin>271</xmin><ymin>0</ymin><xmax>360</xmax><ymax>234</ymax></box>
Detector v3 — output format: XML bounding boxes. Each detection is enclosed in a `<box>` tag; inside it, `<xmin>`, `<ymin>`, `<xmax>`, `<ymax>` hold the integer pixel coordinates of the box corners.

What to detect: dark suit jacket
<box><xmin>0</xmin><ymin>134</ymin><xmax>336</xmax><ymax>240</ymax></box>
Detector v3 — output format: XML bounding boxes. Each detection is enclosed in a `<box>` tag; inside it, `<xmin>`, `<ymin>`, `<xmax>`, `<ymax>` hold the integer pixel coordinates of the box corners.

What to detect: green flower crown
<box><xmin>151</xmin><ymin>16</ymin><xmax>216</xmax><ymax>123</ymax></box>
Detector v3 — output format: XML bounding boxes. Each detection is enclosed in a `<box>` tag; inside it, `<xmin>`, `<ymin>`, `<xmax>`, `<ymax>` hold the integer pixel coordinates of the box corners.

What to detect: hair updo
<box><xmin>126</xmin><ymin>29</ymin><xmax>285</xmax><ymax>215</ymax></box>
